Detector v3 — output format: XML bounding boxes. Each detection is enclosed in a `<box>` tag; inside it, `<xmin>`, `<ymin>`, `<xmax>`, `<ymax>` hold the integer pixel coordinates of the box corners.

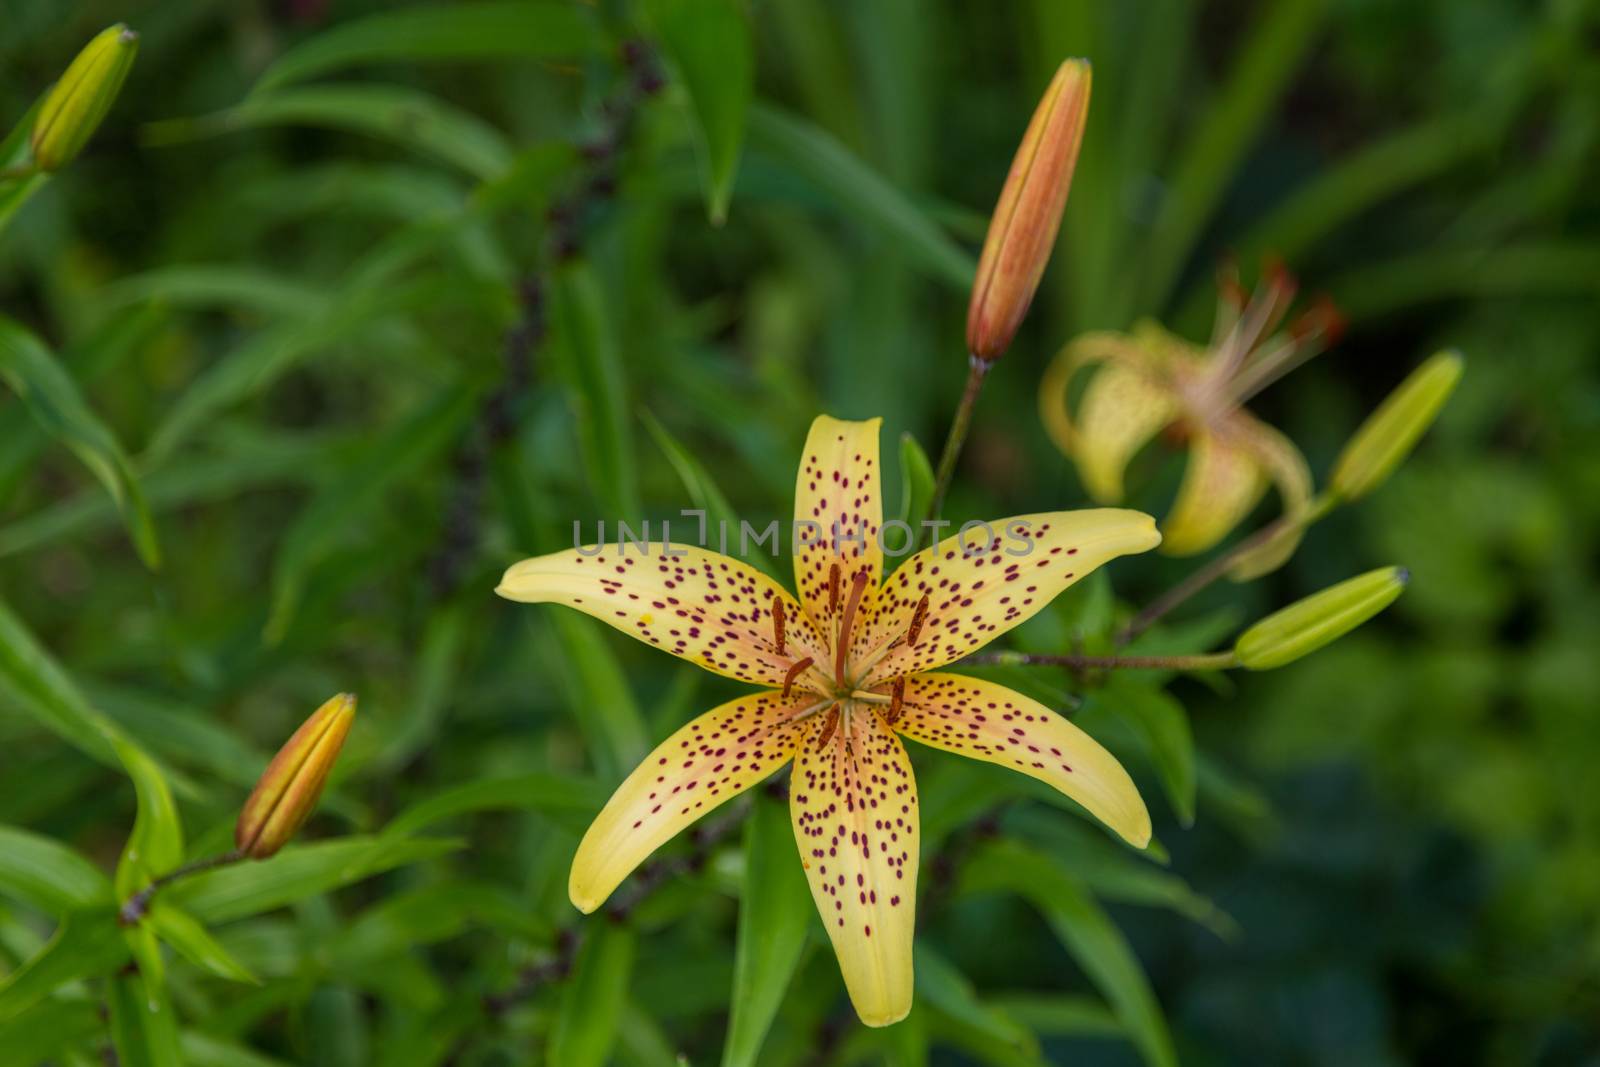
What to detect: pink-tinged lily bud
<box><xmin>30</xmin><ymin>25</ymin><xmax>140</xmax><ymax>173</ymax></box>
<box><xmin>966</xmin><ymin>59</ymin><xmax>1091</xmax><ymax>362</ymax></box>
<box><xmin>236</xmin><ymin>693</ymin><xmax>356</xmax><ymax>860</ymax></box>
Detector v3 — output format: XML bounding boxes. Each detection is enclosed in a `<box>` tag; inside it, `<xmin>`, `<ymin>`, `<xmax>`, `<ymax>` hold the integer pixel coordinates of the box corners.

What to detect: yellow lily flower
<box><xmin>497</xmin><ymin>415</ymin><xmax>1160</xmax><ymax>1026</ymax></box>
<box><xmin>1041</xmin><ymin>262</ymin><xmax>1342</xmax><ymax>573</ymax></box>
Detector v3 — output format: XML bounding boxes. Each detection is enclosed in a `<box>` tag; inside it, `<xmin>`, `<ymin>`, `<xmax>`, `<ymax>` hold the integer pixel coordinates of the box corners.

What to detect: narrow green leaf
<box><xmin>1139</xmin><ymin>0</ymin><xmax>1329</xmax><ymax>312</ymax></box>
<box><xmin>0</xmin><ymin>996</ymin><xmax>101</xmax><ymax>1064</ymax></box>
<box><xmin>649</xmin><ymin>0</ymin><xmax>754</xmax><ymax>223</ymax></box>
<box><xmin>961</xmin><ymin>841</ymin><xmax>1176</xmax><ymax>1067</ymax></box>
<box><xmin>148</xmin><ymin>84</ymin><xmax>513</xmax><ymax>180</ymax></box>
<box><xmin>550</xmin><ymin>921</ymin><xmax>635</xmax><ymax>1067</ymax></box>
<box><xmin>547</xmin><ymin>612</ymin><xmax>651</xmax><ymax>781</ymax></box>
<box><xmin>0</xmin><ymin>315</ymin><xmax>161</xmax><ymax>567</ymax></box>
<box><xmin>0</xmin><ymin>172</ymin><xmax>50</xmax><ymax>241</ymax></box>
<box><xmin>895</xmin><ymin>431</ymin><xmax>935</xmax><ymax>532</ymax></box>
<box><xmin>915</xmin><ymin>943</ymin><xmax>1038</xmax><ymax>1057</ymax></box>
<box><xmin>1093</xmin><ymin>677</ymin><xmax>1195</xmax><ymax>826</ymax></box>
<box><xmin>0</xmin><ymin>825</ymin><xmax>114</xmax><ymax>915</ymax></box>
<box><xmin>382</xmin><ymin>773</ymin><xmax>609</xmax><ymax>839</ymax></box>
<box><xmin>180</xmin><ymin>1030</ymin><xmax>298</xmax><ymax>1067</ymax></box>
<box><xmin>0</xmin><ymin>906</ymin><xmax>128</xmax><ymax>1022</ymax></box>
<box><xmin>112</xmin><ymin>734</ymin><xmax>186</xmax><ymax>900</ymax></box>
<box><xmin>552</xmin><ymin>262</ymin><xmax>638</xmax><ymax>519</ymax></box>
<box><xmin>639</xmin><ymin>407</ymin><xmax>768</xmax><ymax>572</ymax></box>
<box><xmin>102</xmin><ymin>265</ymin><xmax>331</xmax><ymax>318</ymax></box>
<box><xmin>109</xmin><ymin>962</ymin><xmax>184</xmax><ymax>1067</ymax></box>
<box><xmin>150</xmin><ymin>903</ymin><xmax>259</xmax><ymax>984</ymax></box>
<box><xmin>264</xmin><ymin>385</ymin><xmax>478</xmax><ymax>643</ymax></box>
<box><xmin>255</xmin><ymin>1</ymin><xmax>603</xmax><ymax>92</ymax></box>
<box><xmin>748</xmin><ymin>104</ymin><xmax>975</xmax><ymax>289</ymax></box>
<box><xmin>171</xmin><ymin>837</ymin><xmax>459</xmax><ymax>924</ymax></box>
<box><xmin>722</xmin><ymin>791</ymin><xmax>811</xmax><ymax>1067</ymax></box>
<box><xmin>986</xmin><ymin>993</ymin><xmax>1121</xmax><ymax>1038</ymax></box>
<box><xmin>0</xmin><ymin>596</ymin><xmax>121</xmax><ymax>764</ymax></box>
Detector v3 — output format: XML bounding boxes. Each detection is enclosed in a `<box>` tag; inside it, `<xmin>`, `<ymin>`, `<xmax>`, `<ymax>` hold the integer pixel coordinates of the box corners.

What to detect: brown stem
<box><xmin>923</xmin><ymin>356</ymin><xmax>990</xmax><ymax>544</ymax></box>
<box><xmin>962</xmin><ymin>650</ymin><xmax>1239</xmax><ymax>671</ymax></box>
<box><xmin>118</xmin><ymin>849</ymin><xmax>245</xmax><ymax>925</ymax></box>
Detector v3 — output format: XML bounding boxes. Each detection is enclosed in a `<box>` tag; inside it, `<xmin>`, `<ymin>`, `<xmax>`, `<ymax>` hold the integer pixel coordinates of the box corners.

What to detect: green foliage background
<box><xmin>2</xmin><ymin>0</ymin><xmax>1598</xmax><ymax>1064</ymax></box>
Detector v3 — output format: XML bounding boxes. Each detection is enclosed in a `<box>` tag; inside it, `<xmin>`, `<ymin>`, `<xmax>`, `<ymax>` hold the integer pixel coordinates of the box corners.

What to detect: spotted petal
<box><xmin>862</xmin><ymin>510</ymin><xmax>1161</xmax><ymax>681</ymax></box>
<box><xmin>568</xmin><ymin>690</ymin><xmax>814</xmax><ymax>913</ymax></box>
<box><xmin>1159</xmin><ymin>425</ymin><xmax>1267</xmax><ymax>556</ymax></box>
<box><xmin>497</xmin><ymin>546</ymin><xmax>824</xmax><ymax>687</ymax></box>
<box><xmin>793</xmin><ymin>415</ymin><xmax>884</xmax><ymax>634</ymax></box>
<box><xmin>1226</xmin><ymin>413</ymin><xmax>1314</xmax><ymax>580</ymax></box>
<box><xmin>790</xmin><ymin>706</ymin><xmax>918</xmax><ymax>1027</ymax></box>
<box><xmin>896</xmin><ymin>673</ymin><xmax>1150</xmax><ymax>847</ymax></box>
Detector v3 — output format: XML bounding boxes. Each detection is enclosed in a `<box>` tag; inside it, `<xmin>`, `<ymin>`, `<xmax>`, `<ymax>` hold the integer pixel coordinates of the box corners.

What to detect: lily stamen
<box><xmin>906</xmin><ymin>594</ymin><xmax>930</xmax><ymax>647</ymax></box>
<box><xmin>828</xmin><ymin>562</ymin><xmax>842</xmax><ymax>613</ymax></box>
<box><xmin>815</xmin><ymin>705</ymin><xmax>840</xmax><ymax>750</ymax></box>
<box><xmin>772</xmin><ymin>599</ymin><xmax>787</xmax><ymax>655</ymax></box>
<box><xmin>886</xmin><ymin>678</ymin><xmax>906</xmax><ymax>725</ymax></box>
<box><xmin>782</xmin><ymin>656</ymin><xmax>814</xmax><ymax>699</ymax></box>
<box><xmin>835</xmin><ymin>569</ymin><xmax>870</xmax><ymax>684</ymax></box>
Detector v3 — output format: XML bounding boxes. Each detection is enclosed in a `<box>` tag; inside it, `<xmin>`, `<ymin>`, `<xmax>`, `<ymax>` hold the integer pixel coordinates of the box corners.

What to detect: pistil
<box><xmin>834</xmin><ymin>569</ymin><xmax>870</xmax><ymax>684</ymax></box>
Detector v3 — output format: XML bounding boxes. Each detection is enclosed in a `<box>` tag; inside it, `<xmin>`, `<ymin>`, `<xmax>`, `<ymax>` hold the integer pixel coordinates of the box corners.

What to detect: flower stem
<box><xmin>923</xmin><ymin>355</ymin><xmax>990</xmax><ymax>543</ymax></box>
<box><xmin>1117</xmin><ymin>511</ymin><xmax>1307</xmax><ymax>647</ymax></box>
<box><xmin>963</xmin><ymin>649</ymin><xmax>1239</xmax><ymax>671</ymax></box>
<box><xmin>118</xmin><ymin>848</ymin><xmax>245</xmax><ymax>925</ymax></box>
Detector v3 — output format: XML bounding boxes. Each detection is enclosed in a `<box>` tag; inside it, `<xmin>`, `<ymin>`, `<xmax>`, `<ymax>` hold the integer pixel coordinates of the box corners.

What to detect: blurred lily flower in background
<box><xmin>1040</xmin><ymin>260</ymin><xmax>1343</xmax><ymax>575</ymax></box>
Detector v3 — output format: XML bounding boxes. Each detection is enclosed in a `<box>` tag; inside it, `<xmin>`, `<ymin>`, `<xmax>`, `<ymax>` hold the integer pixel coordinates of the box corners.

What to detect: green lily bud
<box><xmin>1235</xmin><ymin>566</ymin><xmax>1408</xmax><ymax>670</ymax></box>
<box><xmin>30</xmin><ymin>24</ymin><xmax>140</xmax><ymax>173</ymax></box>
<box><xmin>1329</xmin><ymin>351</ymin><xmax>1462</xmax><ymax>503</ymax></box>
<box><xmin>236</xmin><ymin>693</ymin><xmax>356</xmax><ymax>859</ymax></box>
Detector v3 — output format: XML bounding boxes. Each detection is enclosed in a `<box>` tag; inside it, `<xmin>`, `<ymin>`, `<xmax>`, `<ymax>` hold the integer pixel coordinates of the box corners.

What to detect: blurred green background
<box><xmin>2</xmin><ymin>1</ymin><xmax>1598</xmax><ymax>1064</ymax></box>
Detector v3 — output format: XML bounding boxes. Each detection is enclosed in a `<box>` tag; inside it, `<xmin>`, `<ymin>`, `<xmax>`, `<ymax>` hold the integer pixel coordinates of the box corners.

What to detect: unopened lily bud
<box><xmin>30</xmin><ymin>24</ymin><xmax>140</xmax><ymax>173</ymax></box>
<box><xmin>966</xmin><ymin>59</ymin><xmax>1091</xmax><ymax>362</ymax></box>
<box><xmin>1235</xmin><ymin>567</ymin><xmax>1408</xmax><ymax>670</ymax></box>
<box><xmin>1329</xmin><ymin>351</ymin><xmax>1462</xmax><ymax>503</ymax></box>
<box><xmin>236</xmin><ymin>693</ymin><xmax>356</xmax><ymax>859</ymax></box>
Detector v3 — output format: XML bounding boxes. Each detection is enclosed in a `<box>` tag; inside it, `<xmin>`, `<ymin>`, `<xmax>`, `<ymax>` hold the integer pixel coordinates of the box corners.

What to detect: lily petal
<box><xmin>863</xmin><ymin>510</ymin><xmax>1161</xmax><ymax>681</ymax></box>
<box><xmin>895</xmin><ymin>673</ymin><xmax>1150</xmax><ymax>847</ymax></box>
<box><xmin>569</xmin><ymin>690</ymin><xmax>814</xmax><ymax>913</ymax></box>
<box><xmin>497</xmin><ymin>546</ymin><xmax>824</xmax><ymax>687</ymax></box>
<box><xmin>1040</xmin><ymin>333</ymin><xmax>1177</xmax><ymax>503</ymax></box>
<box><xmin>1227</xmin><ymin>413</ymin><xmax>1314</xmax><ymax>580</ymax></box>
<box><xmin>1159</xmin><ymin>425</ymin><xmax>1266</xmax><ymax>556</ymax></box>
<box><xmin>791</xmin><ymin>706</ymin><xmax>918</xmax><ymax>1027</ymax></box>
<box><xmin>794</xmin><ymin>415</ymin><xmax>884</xmax><ymax>634</ymax></box>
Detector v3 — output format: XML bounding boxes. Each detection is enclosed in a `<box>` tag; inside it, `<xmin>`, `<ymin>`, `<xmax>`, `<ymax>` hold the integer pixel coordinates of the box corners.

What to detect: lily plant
<box><xmin>497</xmin><ymin>415</ymin><xmax>1161</xmax><ymax>1025</ymax></box>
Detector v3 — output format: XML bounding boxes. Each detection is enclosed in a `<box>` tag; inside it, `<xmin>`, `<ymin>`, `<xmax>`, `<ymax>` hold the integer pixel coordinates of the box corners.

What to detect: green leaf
<box><xmin>547</xmin><ymin>612</ymin><xmax>651</xmax><ymax>782</ymax></box>
<box><xmin>0</xmin><ymin>996</ymin><xmax>101</xmax><ymax>1064</ymax></box>
<box><xmin>264</xmin><ymin>384</ymin><xmax>478</xmax><ymax>643</ymax></box>
<box><xmin>102</xmin><ymin>265</ymin><xmax>331</xmax><ymax>318</ymax></box>
<box><xmin>962</xmin><ymin>841</ymin><xmax>1176</xmax><ymax>1067</ymax></box>
<box><xmin>1093</xmin><ymin>677</ymin><xmax>1195</xmax><ymax>826</ymax></box>
<box><xmin>0</xmin><ymin>906</ymin><xmax>128</xmax><ymax>1022</ymax></box>
<box><xmin>649</xmin><ymin>0</ymin><xmax>754</xmax><ymax>223</ymax></box>
<box><xmin>0</xmin><ymin>171</ymin><xmax>49</xmax><ymax>241</ymax></box>
<box><xmin>552</xmin><ymin>262</ymin><xmax>638</xmax><ymax>519</ymax></box>
<box><xmin>1138</xmin><ymin>0</ymin><xmax>1329</xmax><ymax>312</ymax></box>
<box><xmin>895</xmin><ymin>431</ymin><xmax>935</xmax><ymax>532</ymax></box>
<box><xmin>639</xmin><ymin>407</ymin><xmax>767</xmax><ymax>572</ymax></box>
<box><xmin>985</xmin><ymin>993</ymin><xmax>1121</xmax><ymax>1039</ymax></box>
<box><xmin>0</xmin><ymin>315</ymin><xmax>161</xmax><ymax>568</ymax></box>
<box><xmin>550</xmin><ymin>920</ymin><xmax>635</xmax><ymax>1067</ymax></box>
<box><xmin>171</xmin><ymin>837</ymin><xmax>459</xmax><ymax>924</ymax></box>
<box><xmin>722</xmin><ymin>791</ymin><xmax>811</xmax><ymax>1067</ymax></box>
<box><xmin>0</xmin><ymin>825</ymin><xmax>114</xmax><ymax>915</ymax></box>
<box><xmin>112</xmin><ymin>734</ymin><xmax>186</xmax><ymax>900</ymax></box>
<box><xmin>915</xmin><ymin>943</ymin><xmax>1038</xmax><ymax>1057</ymax></box>
<box><xmin>255</xmin><ymin>1</ymin><xmax>603</xmax><ymax>92</ymax></box>
<box><xmin>109</xmin><ymin>961</ymin><xmax>184</xmax><ymax>1067</ymax></box>
<box><xmin>369</xmin><ymin>604</ymin><xmax>466</xmax><ymax>773</ymax></box>
<box><xmin>747</xmin><ymin>104</ymin><xmax>975</xmax><ymax>289</ymax></box>
<box><xmin>150</xmin><ymin>903</ymin><xmax>259</xmax><ymax>984</ymax></box>
<box><xmin>148</xmin><ymin>84</ymin><xmax>513</xmax><ymax>180</ymax></box>
<box><xmin>382</xmin><ymin>773</ymin><xmax>609</xmax><ymax>839</ymax></box>
<box><xmin>180</xmin><ymin>1030</ymin><xmax>299</xmax><ymax>1067</ymax></box>
<box><xmin>0</xmin><ymin>596</ymin><xmax>121</xmax><ymax>765</ymax></box>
